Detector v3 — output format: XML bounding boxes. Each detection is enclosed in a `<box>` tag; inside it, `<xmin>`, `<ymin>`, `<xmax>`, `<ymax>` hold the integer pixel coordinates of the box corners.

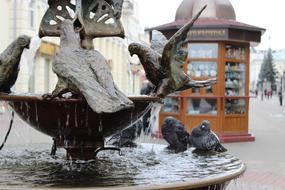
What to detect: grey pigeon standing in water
<box><xmin>190</xmin><ymin>120</ymin><xmax>227</xmax><ymax>152</ymax></box>
<box><xmin>161</xmin><ymin>117</ymin><xmax>191</xmax><ymax>152</ymax></box>
<box><xmin>107</xmin><ymin>120</ymin><xmax>143</xmax><ymax>147</ymax></box>
<box><xmin>0</xmin><ymin>35</ymin><xmax>30</xmax><ymax>93</ymax></box>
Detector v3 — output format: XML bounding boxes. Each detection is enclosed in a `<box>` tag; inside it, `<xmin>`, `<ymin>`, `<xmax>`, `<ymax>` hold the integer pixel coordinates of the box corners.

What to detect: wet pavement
<box><xmin>226</xmin><ymin>96</ymin><xmax>285</xmax><ymax>189</ymax></box>
<box><xmin>0</xmin><ymin>102</ymin><xmax>51</xmax><ymax>145</ymax></box>
<box><xmin>1</xmin><ymin>95</ymin><xmax>285</xmax><ymax>189</ymax></box>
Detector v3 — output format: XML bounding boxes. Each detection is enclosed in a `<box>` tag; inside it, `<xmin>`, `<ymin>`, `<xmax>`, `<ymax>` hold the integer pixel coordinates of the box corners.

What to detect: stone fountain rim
<box><xmin>0</xmin><ymin>94</ymin><xmax>160</xmax><ymax>103</ymax></box>
<box><xmin>1</xmin><ymin>163</ymin><xmax>245</xmax><ymax>190</ymax></box>
<box><xmin>90</xmin><ymin>163</ymin><xmax>246</xmax><ymax>190</ymax></box>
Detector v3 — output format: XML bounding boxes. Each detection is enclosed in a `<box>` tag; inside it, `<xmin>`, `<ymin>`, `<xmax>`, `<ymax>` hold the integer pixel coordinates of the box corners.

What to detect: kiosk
<box><xmin>148</xmin><ymin>0</ymin><xmax>265</xmax><ymax>142</ymax></box>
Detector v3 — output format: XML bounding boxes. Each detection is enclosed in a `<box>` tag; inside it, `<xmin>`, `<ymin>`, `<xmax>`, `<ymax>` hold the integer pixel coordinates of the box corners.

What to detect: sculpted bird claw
<box><xmin>178</xmin><ymin>77</ymin><xmax>217</xmax><ymax>91</ymax></box>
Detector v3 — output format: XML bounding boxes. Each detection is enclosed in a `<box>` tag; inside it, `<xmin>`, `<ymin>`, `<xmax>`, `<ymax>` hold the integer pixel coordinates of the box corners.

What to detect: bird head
<box><xmin>128</xmin><ymin>43</ymin><xmax>141</xmax><ymax>56</ymax></box>
<box><xmin>59</xmin><ymin>19</ymin><xmax>81</xmax><ymax>49</ymax></box>
<box><xmin>60</xmin><ymin>19</ymin><xmax>76</xmax><ymax>37</ymax></box>
<box><xmin>200</xmin><ymin>120</ymin><xmax>211</xmax><ymax>132</ymax></box>
<box><xmin>191</xmin><ymin>120</ymin><xmax>211</xmax><ymax>137</ymax></box>
<box><xmin>16</xmin><ymin>35</ymin><xmax>31</xmax><ymax>49</ymax></box>
<box><xmin>163</xmin><ymin>116</ymin><xmax>177</xmax><ymax>127</ymax></box>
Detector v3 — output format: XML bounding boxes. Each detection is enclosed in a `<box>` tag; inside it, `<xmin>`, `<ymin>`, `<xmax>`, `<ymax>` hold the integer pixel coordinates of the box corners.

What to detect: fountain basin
<box><xmin>0</xmin><ymin>143</ymin><xmax>245</xmax><ymax>190</ymax></box>
<box><xmin>0</xmin><ymin>94</ymin><xmax>159</xmax><ymax>159</ymax></box>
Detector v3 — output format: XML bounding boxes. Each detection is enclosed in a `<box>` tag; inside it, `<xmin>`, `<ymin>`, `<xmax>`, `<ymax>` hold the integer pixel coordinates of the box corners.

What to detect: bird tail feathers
<box><xmin>215</xmin><ymin>144</ymin><xmax>227</xmax><ymax>152</ymax></box>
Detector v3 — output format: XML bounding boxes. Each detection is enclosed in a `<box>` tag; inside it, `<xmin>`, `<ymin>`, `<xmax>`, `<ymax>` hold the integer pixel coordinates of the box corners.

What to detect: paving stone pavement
<box><xmin>226</xmin><ymin>95</ymin><xmax>285</xmax><ymax>189</ymax></box>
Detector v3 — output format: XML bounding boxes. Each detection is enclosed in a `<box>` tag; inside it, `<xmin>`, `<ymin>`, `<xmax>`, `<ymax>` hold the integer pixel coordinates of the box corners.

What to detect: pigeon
<box><xmin>0</xmin><ymin>35</ymin><xmax>30</xmax><ymax>93</ymax></box>
<box><xmin>107</xmin><ymin>120</ymin><xmax>143</xmax><ymax>147</ymax></box>
<box><xmin>190</xmin><ymin>120</ymin><xmax>227</xmax><ymax>152</ymax></box>
<box><xmin>51</xmin><ymin>19</ymin><xmax>133</xmax><ymax>113</ymax></box>
<box><xmin>140</xmin><ymin>82</ymin><xmax>155</xmax><ymax>96</ymax></box>
<box><xmin>128</xmin><ymin>5</ymin><xmax>215</xmax><ymax>98</ymax></box>
<box><xmin>161</xmin><ymin>117</ymin><xmax>191</xmax><ymax>152</ymax></box>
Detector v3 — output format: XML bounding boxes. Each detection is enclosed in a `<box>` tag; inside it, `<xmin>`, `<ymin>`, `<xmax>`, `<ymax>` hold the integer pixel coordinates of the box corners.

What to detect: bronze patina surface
<box><xmin>0</xmin><ymin>36</ymin><xmax>30</xmax><ymax>93</ymax></box>
<box><xmin>51</xmin><ymin>19</ymin><xmax>133</xmax><ymax>113</ymax></box>
<box><xmin>39</xmin><ymin>0</ymin><xmax>124</xmax><ymax>41</ymax></box>
<box><xmin>129</xmin><ymin>5</ymin><xmax>215</xmax><ymax>98</ymax></box>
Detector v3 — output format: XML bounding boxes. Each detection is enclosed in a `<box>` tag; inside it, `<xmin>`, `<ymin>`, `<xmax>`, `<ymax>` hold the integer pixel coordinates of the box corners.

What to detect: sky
<box><xmin>139</xmin><ymin>0</ymin><xmax>285</xmax><ymax>50</ymax></box>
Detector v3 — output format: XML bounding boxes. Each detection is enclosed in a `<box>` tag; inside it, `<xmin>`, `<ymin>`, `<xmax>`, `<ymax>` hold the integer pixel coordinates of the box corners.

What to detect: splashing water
<box><xmin>34</xmin><ymin>102</ymin><xmax>39</xmax><ymax>128</ymax></box>
<box><xmin>26</xmin><ymin>36</ymin><xmax>41</xmax><ymax>76</ymax></box>
<box><xmin>146</xmin><ymin>102</ymin><xmax>162</xmax><ymax>135</ymax></box>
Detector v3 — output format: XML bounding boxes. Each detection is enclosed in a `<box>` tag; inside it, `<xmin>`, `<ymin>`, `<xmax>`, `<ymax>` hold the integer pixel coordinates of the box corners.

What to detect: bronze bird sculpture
<box><xmin>0</xmin><ymin>35</ymin><xmax>30</xmax><ymax>93</ymax></box>
<box><xmin>128</xmin><ymin>5</ymin><xmax>215</xmax><ymax>98</ymax></box>
<box><xmin>51</xmin><ymin>19</ymin><xmax>133</xmax><ymax>113</ymax></box>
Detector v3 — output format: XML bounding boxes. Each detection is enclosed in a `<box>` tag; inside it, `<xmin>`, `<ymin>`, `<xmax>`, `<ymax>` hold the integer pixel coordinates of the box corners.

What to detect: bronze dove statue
<box><xmin>50</xmin><ymin>19</ymin><xmax>133</xmax><ymax>113</ymax></box>
<box><xmin>0</xmin><ymin>35</ymin><xmax>30</xmax><ymax>93</ymax></box>
<box><xmin>128</xmin><ymin>5</ymin><xmax>215</xmax><ymax>98</ymax></box>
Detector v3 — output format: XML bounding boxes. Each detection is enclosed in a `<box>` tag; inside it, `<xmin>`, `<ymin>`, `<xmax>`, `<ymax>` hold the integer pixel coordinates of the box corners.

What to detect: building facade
<box><xmin>0</xmin><ymin>0</ymin><xmax>145</xmax><ymax>95</ymax></box>
<box><xmin>0</xmin><ymin>0</ymin><xmax>48</xmax><ymax>52</ymax></box>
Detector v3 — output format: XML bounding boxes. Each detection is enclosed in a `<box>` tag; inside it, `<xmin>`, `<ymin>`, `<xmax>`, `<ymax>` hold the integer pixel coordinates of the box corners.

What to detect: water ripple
<box><xmin>0</xmin><ymin>143</ymin><xmax>243</xmax><ymax>188</ymax></box>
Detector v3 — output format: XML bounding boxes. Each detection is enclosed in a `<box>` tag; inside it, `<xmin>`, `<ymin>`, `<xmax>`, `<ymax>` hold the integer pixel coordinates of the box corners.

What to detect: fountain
<box><xmin>0</xmin><ymin>0</ymin><xmax>245</xmax><ymax>189</ymax></box>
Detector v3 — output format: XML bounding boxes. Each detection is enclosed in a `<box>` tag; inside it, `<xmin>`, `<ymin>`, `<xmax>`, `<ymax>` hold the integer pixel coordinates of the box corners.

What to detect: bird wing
<box><xmin>175</xmin><ymin>123</ymin><xmax>191</xmax><ymax>144</ymax></box>
<box><xmin>53</xmin><ymin>49</ymin><xmax>133</xmax><ymax>113</ymax></box>
<box><xmin>210</xmin><ymin>131</ymin><xmax>227</xmax><ymax>152</ymax></box>
<box><xmin>161</xmin><ymin>123</ymin><xmax>180</xmax><ymax>146</ymax></box>
<box><xmin>204</xmin><ymin>132</ymin><xmax>220</xmax><ymax>151</ymax></box>
<box><xmin>161</xmin><ymin>5</ymin><xmax>206</xmax><ymax>72</ymax></box>
<box><xmin>87</xmin><ymin>50</ymin><xmax>133</xmax><ymax>105</ymax></box>
<box><xmin>151</xmin><ymin>30</ymin><xmax>168</xmax><ymax>55</ymax></box>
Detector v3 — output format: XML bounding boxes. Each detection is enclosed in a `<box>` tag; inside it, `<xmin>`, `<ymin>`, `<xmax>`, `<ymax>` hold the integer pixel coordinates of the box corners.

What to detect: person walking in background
<box><xmin>278</xmin><ymin>91</ymin><xmax>283</xmax><ymax>106</ymax></box>
<box><xmin>264</xmin><ymin>89</ymin><xmax>267</xmax><ymax>99</ymax></box>
<box><xmin>269</xmin><ymin>90</ymin><xmax>272</xmax><ymax>99</ymax></box>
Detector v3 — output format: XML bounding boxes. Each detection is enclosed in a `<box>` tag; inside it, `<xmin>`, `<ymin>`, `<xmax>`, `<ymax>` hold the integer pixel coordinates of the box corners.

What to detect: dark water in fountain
<box><xmin>0</xmin><ymin>143</ymin><xmax>243</xmax><ymax>189</ymax></box>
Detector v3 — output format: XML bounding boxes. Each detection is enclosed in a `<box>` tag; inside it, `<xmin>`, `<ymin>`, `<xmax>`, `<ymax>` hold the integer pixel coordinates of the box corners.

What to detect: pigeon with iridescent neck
<box><xmin>190</xmin><ymin>120</ymin><xmax>227</xmax><ymax>152</ymax></box>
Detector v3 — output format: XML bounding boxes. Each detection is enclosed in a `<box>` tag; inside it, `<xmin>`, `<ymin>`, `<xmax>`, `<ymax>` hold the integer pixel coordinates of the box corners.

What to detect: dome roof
<box><xmin>175</xmin><ymin>0</ymin><xmax>236</xmax><ymax>21</ymax></box>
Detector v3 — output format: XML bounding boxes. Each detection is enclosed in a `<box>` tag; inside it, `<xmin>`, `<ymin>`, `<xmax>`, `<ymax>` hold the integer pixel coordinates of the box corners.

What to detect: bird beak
<box><xmin>26</xmin><ymin>43</ymin><xmax>30</xmax><ymax>49</ymax></box>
